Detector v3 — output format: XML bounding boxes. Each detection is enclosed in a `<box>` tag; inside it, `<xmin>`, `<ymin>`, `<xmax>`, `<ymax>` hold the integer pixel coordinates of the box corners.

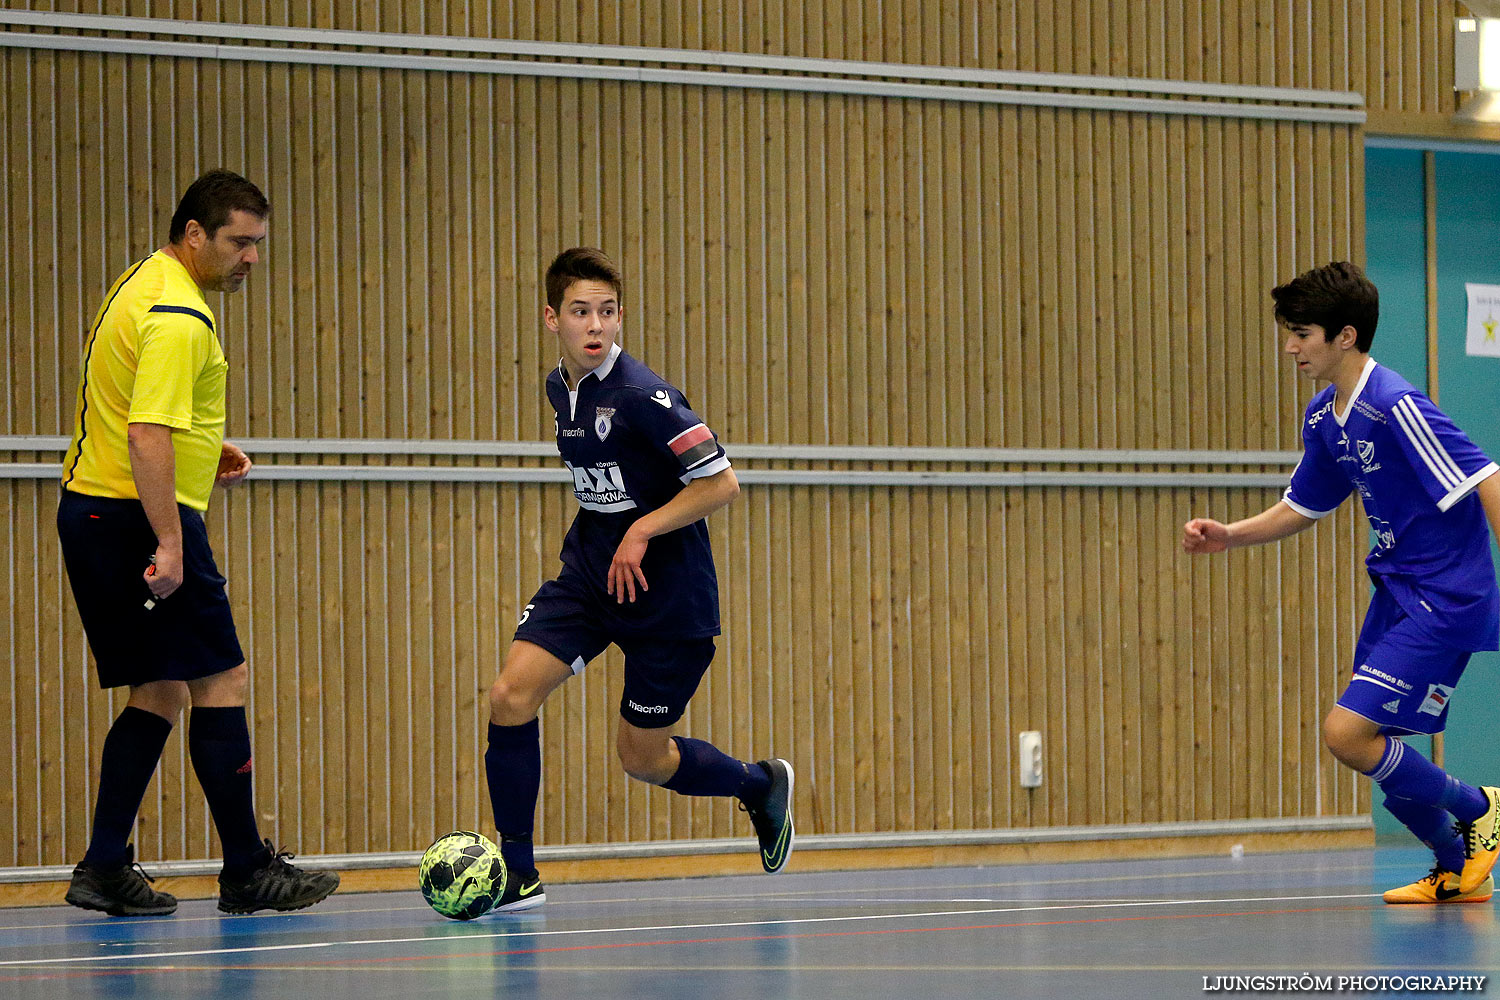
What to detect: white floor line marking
<box><xmin>0</xmin><ymin>857</ymin><xmax>1392</xmax><ymax>931</ymax></box>
<box><xmin>0</xmin><ymin>901</ymin><xmax>433</xmax><ymax>934</ymax></box>
<box><xmin>0</xmin><ymin>891</ymin><xmax>1380</xmax><ymax>968</ymax></box>
<box><xmin>593</xmin><ymin>861</ymin><xmax>1383</xmax><ymax>902</ymax></box>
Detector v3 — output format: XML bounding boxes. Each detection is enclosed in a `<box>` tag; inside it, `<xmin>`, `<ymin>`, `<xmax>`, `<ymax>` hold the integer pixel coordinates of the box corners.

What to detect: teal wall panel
<box><xmin>1364</xmin><ymin>148</ymin><xmax>1429</xmax><ymax>391</ymax></box>
<box><xmin>1432</xmin><ymin>151</ymin><xmax>1500</xmax><ymax>792</ymax></box>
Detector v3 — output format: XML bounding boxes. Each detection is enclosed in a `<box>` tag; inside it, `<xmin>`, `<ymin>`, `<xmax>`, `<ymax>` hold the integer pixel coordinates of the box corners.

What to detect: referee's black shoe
<box><xmin>217</xmin><ymin>840</ymin><xmax>340</xmax><ymax>914</ymax></box>
<box><xmin>740</xmin><ymin>758</ymin><xmax>795</xmax><ymax>874</ymax></box>
<box><xmin>492</xmin><ymin>867</ymin><xmax>546</xmax><ymax>913</ymax></box>
<box><xmin>65</xmin><ymin>845</ymin><xmax>177</xmax><ymax>916</ymax></box>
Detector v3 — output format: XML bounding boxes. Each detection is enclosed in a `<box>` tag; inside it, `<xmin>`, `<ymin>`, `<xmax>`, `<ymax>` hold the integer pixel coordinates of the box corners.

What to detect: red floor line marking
<box><xmin>0</xmin><ymin>903</ymin><xmax>1367</xmax><ymax>981</ymax></box>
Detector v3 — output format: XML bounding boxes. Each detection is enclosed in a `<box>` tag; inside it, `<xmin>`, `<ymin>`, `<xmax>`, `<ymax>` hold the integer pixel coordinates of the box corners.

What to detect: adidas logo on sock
<box><xmin>1382</xmin><ymin>700</ymin><xmax>1400</xmax><ymax>713</ymax></box>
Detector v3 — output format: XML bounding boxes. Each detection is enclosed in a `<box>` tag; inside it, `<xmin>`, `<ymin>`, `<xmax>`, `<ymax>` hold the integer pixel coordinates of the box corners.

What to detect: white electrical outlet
<box><xmin>1018</xmin><ymin>730</ymin><xmax>1043</xmax><ymax>787</ymax></box>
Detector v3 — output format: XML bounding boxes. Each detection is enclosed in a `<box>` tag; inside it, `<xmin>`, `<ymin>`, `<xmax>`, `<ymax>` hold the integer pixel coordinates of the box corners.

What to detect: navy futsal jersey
<box><xmin>1282</xmin><ymin>359</ymin><xmax>1499</xmax><ymax>650</ymax></box>
<box><xmin>545</xmin><ymin>344</ymin><xmax>731</xmax><ymax>637</ymax></box>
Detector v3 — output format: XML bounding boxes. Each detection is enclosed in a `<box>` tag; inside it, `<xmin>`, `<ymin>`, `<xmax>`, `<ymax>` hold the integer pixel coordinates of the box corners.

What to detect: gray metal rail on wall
<box><xmin>0</xmin><ymin>10</ymin><xmax>1365</xmax><ymax>124</ymax></box>
<box><xmin>2</xmin><ymin>436</ymin><xmax>1299</xmax><ymax>488</ymax></box>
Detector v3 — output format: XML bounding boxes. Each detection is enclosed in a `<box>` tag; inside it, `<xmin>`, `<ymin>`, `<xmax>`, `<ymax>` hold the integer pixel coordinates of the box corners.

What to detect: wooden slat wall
<box><xmin>3</xmin><ymin>0</ymin><xmax>1457</xmax><ymax>867</ymax></box>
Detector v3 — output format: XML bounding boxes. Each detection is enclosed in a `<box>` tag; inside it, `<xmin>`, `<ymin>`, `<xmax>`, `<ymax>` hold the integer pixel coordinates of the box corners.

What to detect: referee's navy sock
<box><xmin>1383</xmin><ymin>796</ymin><xmax>1466</xmax><ymax>873</ymax></box>
<box><xmin>486</xmin><ymin>720</ymin><xmax>541</xmax><ymax>874</ymax></box>
<box><xmin>188</xmin><ymin>706</ymin><xmax>266</xmax><ymax>878</ymax></box>
<box><xmin>1364</xmin><ymin>736</ymin><xmax>1489</xmax><ymax>823</ymax></box>
<box><xmin>662</xmin><ymin>736</ymin><xmax>772</xmax><ymax>800</ymax></box>
<box><xmin>81</xmin><ymin>706</ymin><xmax>174</xmax><ymax>869</ymax></box>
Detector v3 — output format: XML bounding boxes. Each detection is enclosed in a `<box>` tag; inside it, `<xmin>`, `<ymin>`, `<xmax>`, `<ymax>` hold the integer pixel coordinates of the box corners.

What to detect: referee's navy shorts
<box><xmin>57</xmin><ymin>490</ymin><xmax>245</xmax><ymax>689</ymax></box>
<box><xmin>514</xmin><ymin>570</ymin><xmax>716</xmax><ymax>729</ymax></box>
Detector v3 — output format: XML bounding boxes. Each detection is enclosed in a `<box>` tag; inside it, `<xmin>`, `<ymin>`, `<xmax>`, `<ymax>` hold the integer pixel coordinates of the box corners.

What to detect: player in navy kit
<box><xmin>1183</xmin><ymin>262</ymin><xmax>1500</xmax><ymax>904</ymax></box>
<box><xmin>482</xmin><ymin>248</ymin><xmax>794</xmax><ymax>911</ymax></box>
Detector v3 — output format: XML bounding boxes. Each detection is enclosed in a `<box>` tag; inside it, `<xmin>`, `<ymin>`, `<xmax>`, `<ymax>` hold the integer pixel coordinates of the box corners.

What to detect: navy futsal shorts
<box><xmin>57</xmin><ymin>490</ymin><xmax>245</xmax><ymax>688</ymax></box>
<box><xmin>513</xmin><ymin>570</ymin><xmax>716</xmax><ymax>728</ymax></box>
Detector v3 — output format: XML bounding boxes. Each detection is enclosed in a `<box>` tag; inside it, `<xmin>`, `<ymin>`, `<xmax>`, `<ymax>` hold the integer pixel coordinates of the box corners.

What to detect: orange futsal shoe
<box><xmin>1459</xmin><ymin>786</ymin><xmax>1500</xmax><ymax>895</ymax></box>
<box><xmin>1383</xmin><ymin>867</ymin><xmax>1493</xmax><ymax>904</ymax></box>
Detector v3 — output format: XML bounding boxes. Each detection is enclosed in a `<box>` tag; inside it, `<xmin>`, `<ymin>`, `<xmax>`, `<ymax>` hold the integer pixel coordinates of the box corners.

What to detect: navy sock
<box><xmin>1364</xmin><ymin>736</ymin><xmax>1489</xmax><ymax>822</ymax></box>
<box><xmin>188</xmin><ymin>707</ymin><xmax>266</xmax><ymax>877</ymax></box>
<box><xmin>486</xmin><ymin>720</ymin><xmax>541</xmax><ymax>873</ymax></box>
<box><xmin>1383</xmin><ymin>796</ymin><xmax>1466</xmax><ymax>873</ymax></box>
<box><xmin>82</xmin><ymin>706</ymin><xmax>173</xmax><ymax>869</ymax></box>
<box><xmin>661</xmin><ymin>736</ymin><xmax>772</xmax><ymax>800</ymax></box>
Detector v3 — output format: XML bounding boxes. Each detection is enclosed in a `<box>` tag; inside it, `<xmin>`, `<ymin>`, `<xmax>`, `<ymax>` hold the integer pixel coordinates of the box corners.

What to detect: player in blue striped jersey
<box><xmin>481</xmin><ymin>249</ymin><xmax>794</xmax><ymax>912</ymax></box>
<box><xmin>1183</xmin><ymin>262</ymin><xmax>1500</xmax><ymax>904</ymax></box>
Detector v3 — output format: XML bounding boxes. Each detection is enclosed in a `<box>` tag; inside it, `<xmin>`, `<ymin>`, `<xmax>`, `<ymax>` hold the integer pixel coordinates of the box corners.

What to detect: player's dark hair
<box><xmin>546</xmin><ymin>247</ymin><xmax>622</xmax><ymax>312</ymax></box>
<box><xmin>1271</xmin><ymin>261</ymin><xmax>1379</xmax><ymax>352</ymax></box>
<box><xmin>168</xmin><ymin>169</ymin><xmax>269</xmax><ymax>242</ymax></box>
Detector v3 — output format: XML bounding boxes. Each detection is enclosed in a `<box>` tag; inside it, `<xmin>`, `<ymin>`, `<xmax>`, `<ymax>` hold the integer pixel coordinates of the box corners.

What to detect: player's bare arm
<box><xmin>607</xmin><ymin>467</ymin><xmax>740</xmax><ymax>603</ymax></box>
<box><xmin>127</xmin><ymin>421</ymin><xmax>185</xmax><ymax>598</ymax></box>
<box><xmin>216</xmin><ymin>440</ymin><xmax>253</xmax><ymax>486</ymax></box>
<box><xmin>1182</xmin><ymin>501</ymin><xmax>1315</xmax><ymax>554</ymax></box>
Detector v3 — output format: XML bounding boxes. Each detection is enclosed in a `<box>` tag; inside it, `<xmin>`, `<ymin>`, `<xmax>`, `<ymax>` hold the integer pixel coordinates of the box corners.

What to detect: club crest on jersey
<box><xmin>1335</xmin><ymin>430</ymin><xmax>1359</xmax><ymax>465</ymax></box>
<box><xmin>594</xmin><ymin>407</ymin><xmax>615</xmax><ymax>441</ymax></box>
<box><xmin>1357</xmin><ymin>439</ymin><xmax>1381</xmax><ymax>473</ymax></box>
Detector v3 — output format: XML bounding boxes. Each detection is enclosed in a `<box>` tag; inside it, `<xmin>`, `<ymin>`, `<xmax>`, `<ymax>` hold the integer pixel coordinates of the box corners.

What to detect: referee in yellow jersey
<box><xmin>57</xmin><ymin>170</ymin><xmax>339</xmax><ymax>916</ymax></box>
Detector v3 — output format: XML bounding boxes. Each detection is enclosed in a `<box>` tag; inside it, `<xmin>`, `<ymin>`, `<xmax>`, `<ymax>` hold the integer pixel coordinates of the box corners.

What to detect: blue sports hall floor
<box><xmin>1</xmin><ymin>846</ymin><xmax>1496</xmax><ymax>999</ymax></box>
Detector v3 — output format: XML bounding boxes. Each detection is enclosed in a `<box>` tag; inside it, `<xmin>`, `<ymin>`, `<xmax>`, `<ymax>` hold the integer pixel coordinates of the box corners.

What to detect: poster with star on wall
<box><xmin>1466</xmin><ymin>283</ymin><xmax>1500</xmax><ymax>358</ymax></box>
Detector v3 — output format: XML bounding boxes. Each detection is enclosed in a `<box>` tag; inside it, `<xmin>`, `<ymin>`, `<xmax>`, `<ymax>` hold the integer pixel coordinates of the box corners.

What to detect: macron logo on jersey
<box><xmin>651</xmin><ymin>389</ymin><xmax>673</xmax><ymax>409</ymax></box>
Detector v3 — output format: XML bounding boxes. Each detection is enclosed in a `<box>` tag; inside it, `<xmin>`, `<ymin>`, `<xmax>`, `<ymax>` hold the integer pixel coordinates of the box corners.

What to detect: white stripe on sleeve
<box><xmin>1280</xmin><ymin>491</ymin><xmax>1337</xmax><ymax>521</ymax></box>
<box><xmin>1392</xmin><ymin>395</ymin><xmax>1464</xmax><ymax>490</ymax></box>
<box><xmin>1439</xmin><ymin>462</ymin><xmax>1499</xmax><ymax>513</ymax></box>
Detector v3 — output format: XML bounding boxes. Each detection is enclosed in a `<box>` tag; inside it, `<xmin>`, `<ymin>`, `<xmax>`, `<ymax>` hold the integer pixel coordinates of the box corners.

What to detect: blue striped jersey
<box><xmin>1284</xmin><ymin>359</ymin><xmax>1499</xmax><ymax>650</ymax></box>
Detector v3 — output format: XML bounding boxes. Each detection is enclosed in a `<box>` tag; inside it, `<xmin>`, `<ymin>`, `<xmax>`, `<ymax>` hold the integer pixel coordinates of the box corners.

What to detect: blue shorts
<box><xmin>57</xmin><ymin>490</ymin><xmax>245</xmax><ymax>688</ymax></box>
<box><xmin>1337</xmin><ymin>585</ymin><xmax>1471</xmax><ymax>736</ymax></box>
<box><xmin>514</xmin><ymin>570</ymin><xmax>715</xmax><ymax>729</ymax></box>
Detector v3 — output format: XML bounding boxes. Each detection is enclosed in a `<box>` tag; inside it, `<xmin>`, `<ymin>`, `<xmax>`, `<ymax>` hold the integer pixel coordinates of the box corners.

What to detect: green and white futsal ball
<box><xmin>419</xmin><ymin>831</ymin><xmax>506</xmax><ymax>920</ymax></box>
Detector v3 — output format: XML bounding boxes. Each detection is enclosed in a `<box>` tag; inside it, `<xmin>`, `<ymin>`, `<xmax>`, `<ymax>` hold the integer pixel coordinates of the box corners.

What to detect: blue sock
<box><xmin>82</xmin><ymin>706</ymin><xmax>173</xmax><ymax>869</ymax></box>
<box><xmin>661</xmin><ymin>736</ymin><xmax>771</xmax><ymax>800</ymax></box>
<box><xmin>188</xmin><ymin>707</ymin><xmax>266</xmax><ymax>877</ymax></box>
<box><xmin>485</xmin><ymin>720</ymin><xmax>540</xmax><ymax>873</ymax></box>
<box><xmin>1364</xmin><ymin>736</ymin><xmax>1489</xmax><ymax>823</ymax></box>
<box><xmin>1383</xmin><ymin>796</ymin><xmax>1466</xmax><ymax>873</ymax></box>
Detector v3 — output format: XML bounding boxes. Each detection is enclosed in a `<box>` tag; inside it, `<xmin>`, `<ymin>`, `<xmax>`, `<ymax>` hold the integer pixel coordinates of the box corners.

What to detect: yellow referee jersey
<box><xmin>61</xmin><ymin>251</ymin><xmax>229</xmax><ymax>512</ymax></box>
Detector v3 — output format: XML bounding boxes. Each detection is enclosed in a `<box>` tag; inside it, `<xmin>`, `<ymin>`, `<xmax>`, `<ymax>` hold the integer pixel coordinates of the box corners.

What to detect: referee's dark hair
<box><xmin>169</xmin><ymin>169</ymin><xmax>269</xmax><ymax>243</ymax></box>
<box><xmin>1271</xmin><ymin>261</ymin><xmax>1379</xmax><ymax>352</ymax></box>
<box><xmin>546</xmin><ymin>247</ymin><xmax>623</xmax><ymax>312</ymax></box>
